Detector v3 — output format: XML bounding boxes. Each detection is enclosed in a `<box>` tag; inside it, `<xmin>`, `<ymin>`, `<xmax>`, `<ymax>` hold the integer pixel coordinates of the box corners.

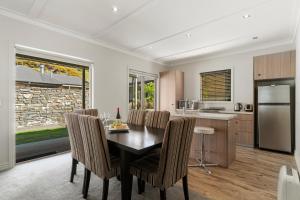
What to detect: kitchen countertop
<box><xmin>219</xmin><ymin>110</ymin><xmax>253</xmax><ymax>115</ymax></box>
<box><xmin>175</xmin><ymin>109</ymin><xmax>253</xmax><ymax>115</ymax></box>
<box><xmin>172</xmin><ymin>112</ymin><xmax>237</xmax><ymax>120</ymax></box>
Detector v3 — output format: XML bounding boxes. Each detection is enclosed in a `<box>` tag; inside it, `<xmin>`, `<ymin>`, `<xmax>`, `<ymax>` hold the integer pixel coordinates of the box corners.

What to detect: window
<box><xmin>200</xmin><ymin>69</ymin><xmax>232</xmax><ymax>102</ymax></box>
<box><xmin>128</xmin><ymin>69</ymin><xmax>157</xmax><ymax>110</ymax></box>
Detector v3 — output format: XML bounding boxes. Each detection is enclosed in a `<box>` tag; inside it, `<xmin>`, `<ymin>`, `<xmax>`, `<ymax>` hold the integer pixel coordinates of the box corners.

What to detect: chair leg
<box><xmin>117</xmin><ymin>175</ymin><xmax>121</xmax><ymax>181</ymax></box>
<box><xmin>102</xmin><ymin>178</ymin><xmax>109</xmax><ymax>200</ymax></box>
<box><xmin>182</xmin><ymin>176</ymin><xmax>189</xmax><ymax>200</ymax></box>
<box><xmin>141</xmin><ymin>180</ymin><xmax>145</xmax><ymax>193</ymax></box>
<box><xmin>70</xmin><ymin>158</ymin><xmax>78</xmax><ymax>183</ymax></box>
<box><xmin>83</xmin><ymin>168</ymin><xmax>91</xmax><ymax>199</ymax></box>
<box><xmin>160</xmin><ymin>188</ymin><xmax>166</xmax><ymax>200</ymax></box>
<box><xmin>138</xmin><ymin>178</ymin><xmax>145</xmax><ymax>194</ymax></box>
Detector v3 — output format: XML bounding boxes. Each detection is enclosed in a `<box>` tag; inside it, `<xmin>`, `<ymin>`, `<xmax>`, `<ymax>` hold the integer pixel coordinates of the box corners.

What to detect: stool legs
<box><xmin>189</xmin><ymin>133</ymin><xmax>217</xmax><ymax>174</ymax></box>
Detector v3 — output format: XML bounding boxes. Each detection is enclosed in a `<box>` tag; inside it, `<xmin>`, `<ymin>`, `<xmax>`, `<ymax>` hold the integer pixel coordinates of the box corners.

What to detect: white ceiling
<box><xmin>0</xmin><ymin>0</ymin><xmax>299</xmax><ymax>65</ymax></box>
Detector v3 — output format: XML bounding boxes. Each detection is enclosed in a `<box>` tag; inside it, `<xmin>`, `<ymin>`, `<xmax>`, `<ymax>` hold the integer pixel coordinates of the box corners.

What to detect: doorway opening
<box><xmin>15</xmin><ymin>54</ymin><xmax>90</xmax><ymax>162</ymax></box>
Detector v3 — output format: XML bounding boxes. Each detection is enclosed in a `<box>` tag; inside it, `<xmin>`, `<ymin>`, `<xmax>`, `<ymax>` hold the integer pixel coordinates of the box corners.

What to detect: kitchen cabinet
<box><xmin>159</xmin><ymin>70</ymin><xmax>184</xmax><ymax>112</ymax></box>
<box><xmin>171</xmin><ymin>114</ymin><xmax>237</xmax><ymax>168</ymax></box>
<box><xmin>254</xmin><ymin>50</ymin><xmax>295</xmax><ymax>80</ymax></box>
<box><xmin>235</xmin><ymin>113</ymin><xmax>254</xmax><ymax>147</ymax></box>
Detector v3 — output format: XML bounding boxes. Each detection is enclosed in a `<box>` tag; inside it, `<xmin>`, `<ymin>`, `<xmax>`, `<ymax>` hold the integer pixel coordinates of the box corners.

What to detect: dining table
<box><xmin>106</xmin><ymin>124</ymin><xmax>165</xmax><ymax>200</ymax></box>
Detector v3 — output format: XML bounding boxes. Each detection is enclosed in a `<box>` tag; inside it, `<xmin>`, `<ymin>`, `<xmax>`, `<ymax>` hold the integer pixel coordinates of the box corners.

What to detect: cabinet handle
<box><xmin>258</xmin><ymin>73</ymin><xmax>261</xmax><ymax>76</ymax></box>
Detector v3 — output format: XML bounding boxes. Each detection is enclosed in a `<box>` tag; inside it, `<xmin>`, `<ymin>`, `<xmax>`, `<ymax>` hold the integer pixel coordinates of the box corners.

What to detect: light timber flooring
<box><xmin>188</xmin><ymin>146</ymin><xmax>296</xmax><ymax>200</ymax></box>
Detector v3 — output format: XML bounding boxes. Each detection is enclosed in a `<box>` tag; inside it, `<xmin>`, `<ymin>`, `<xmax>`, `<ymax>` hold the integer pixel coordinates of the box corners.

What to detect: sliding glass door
<box><xmin>15</xmin><ymin>54</ymin><xmax>90</xmax><ymax>162</ymax></box>
<box><xmin>128</xmin><ymin>70</ymin><xmax>157</xmax><ymax>111</ymax></box>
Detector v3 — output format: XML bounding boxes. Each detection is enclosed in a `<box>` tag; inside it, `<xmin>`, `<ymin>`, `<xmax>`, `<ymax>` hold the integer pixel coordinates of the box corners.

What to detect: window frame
<box><xmin>16</xmin><ymin>54</ymin><xmax>90</xmax><ymax>109</ymax></box>
<box><xmin>127</xmin><ymin>68</ymin><xmax>158</xmax><ymax>111</ymax></box>
<box><xmin>199</xmin><ymin>67</ymin><xmax>234</xmax><ymax>104</ymax></box>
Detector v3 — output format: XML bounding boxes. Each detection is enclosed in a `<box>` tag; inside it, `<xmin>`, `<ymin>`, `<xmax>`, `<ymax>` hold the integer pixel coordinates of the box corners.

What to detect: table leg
<box><xmin>120</xmin><ymin>150</ymin><xmax>133</xmax><ymax>200</ymax></box>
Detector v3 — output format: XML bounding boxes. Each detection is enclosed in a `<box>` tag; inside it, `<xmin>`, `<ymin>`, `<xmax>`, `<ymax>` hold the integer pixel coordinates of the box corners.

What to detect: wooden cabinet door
<box><xmin>254</xmin><ymin>55</ymin><xmax>267</xmax><ymax>80</ymax></box>
<box><xmin>159</xmin><ymin>70</ymin><xmax>178</xmax><ymax>112</ymax></box>
<box><xmin>159</xmin><ymin>71</ymin><xmax>170</xmax><ymax>111</ymax></box>
<box><xmin>290</xmin><ymin>50</ymin><xmax>296</xmax><ymax>77</ymax></box>
<box><xmin>266</xmin><ymin>53</ymin><xmax>281</xmax><ymax>79</ymax></box>
<box><xmin>280</xmin><ymin>51</ymin><xmax>293</xmax><ymax>78</ymax></box>
<box><xmin>254</xmin><ymin>51</ymin><xmax>296</xmax><ymax>80</ymax></box>
<box><xmin>236</xmin><ymin>114</ymin><xmax>254</xmax><ymax>147</ymax></box>
<box><xmin>175</xmin><ymin>70</ymin><xmax>184</xmax><ymax>104</ymax></box>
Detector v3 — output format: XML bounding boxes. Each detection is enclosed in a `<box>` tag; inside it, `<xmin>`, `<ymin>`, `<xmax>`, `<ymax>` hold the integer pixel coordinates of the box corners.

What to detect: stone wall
<box><xmin>16</xmin><ymin>83</ymin><xmax>89</xmax><ymax>130</ymax></box>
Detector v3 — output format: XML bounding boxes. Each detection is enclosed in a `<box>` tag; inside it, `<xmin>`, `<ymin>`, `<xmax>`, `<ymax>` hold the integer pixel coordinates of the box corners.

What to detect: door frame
<box><xmin>8</xmin><ymin>44</ymin><xmax>94</xmax><ymax>169</ymax></box>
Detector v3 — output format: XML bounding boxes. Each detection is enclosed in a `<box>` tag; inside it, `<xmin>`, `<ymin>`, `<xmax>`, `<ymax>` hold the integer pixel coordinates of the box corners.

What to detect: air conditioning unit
<box><xmin>278</xmin><ymin>165</ymin><xmax>300</xmax><ymax>200</ymax></box>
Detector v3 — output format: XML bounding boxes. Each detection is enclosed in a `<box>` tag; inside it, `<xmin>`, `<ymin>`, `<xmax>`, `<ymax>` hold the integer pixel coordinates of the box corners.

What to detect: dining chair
<box><xmin>66</xmin><ymin>109</ymin><xmax>98</xmax><ymax>183</ymax></box>
<box><xmin>127</xmin><ymin>109</ymin><xmax>147</xmax><ymax>126</ymax></box>
<box><xmin>130</xmin><ymin>117</ymin><xmax>196</xmax><ymax>200</ymax></box>
<box><xmin>78</xmin><ymin>115</ymin><xmax>120</xmax><ymax>200</ymax></box>
<box><xmin>75</xmin><ymin>108</ymin><xmax>98</xmax><ymax>117</ymax></box>
<box><xmin>144</xmin><ymin>111</ymin><xmax>170</xmax><ymax>129</ymax></box>
<box><xmin>64</xmin><ymin>113</ymin><xmax>85</xmax><ymax>184</ymax></box>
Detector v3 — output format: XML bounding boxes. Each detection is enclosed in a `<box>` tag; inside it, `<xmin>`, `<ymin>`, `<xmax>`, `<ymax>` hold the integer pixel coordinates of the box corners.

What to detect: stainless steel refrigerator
<box><xmin>257</xmin><ymin>84</ymin><xmax>293</xmax><ymax>153</ymax></box>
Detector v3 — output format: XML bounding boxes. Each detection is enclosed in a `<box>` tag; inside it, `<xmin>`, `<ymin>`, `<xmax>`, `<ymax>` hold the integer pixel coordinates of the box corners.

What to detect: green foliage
<box><xmin>144</xmin><ymin>81</ymin><xmax>155</xmax><ymax>109</ymax></box>
<box><xmin>16</xmin><ymin>57</ymin><xmax>88</xmax><ymax>79</ymax></box>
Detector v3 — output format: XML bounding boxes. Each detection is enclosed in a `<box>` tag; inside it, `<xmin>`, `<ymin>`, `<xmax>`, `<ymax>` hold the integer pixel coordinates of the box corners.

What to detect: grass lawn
<box><xmin>16</xmin><ymin>127</ymin><xmax>68</xmax><ymax>145</ymax></box>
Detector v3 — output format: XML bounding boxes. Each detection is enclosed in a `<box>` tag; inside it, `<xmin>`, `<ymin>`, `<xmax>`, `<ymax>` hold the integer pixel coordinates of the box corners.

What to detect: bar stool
<box><xmin>189</xmin><ymin>126</ymin><xmax>217</xmax><ymax>174</ymax></box>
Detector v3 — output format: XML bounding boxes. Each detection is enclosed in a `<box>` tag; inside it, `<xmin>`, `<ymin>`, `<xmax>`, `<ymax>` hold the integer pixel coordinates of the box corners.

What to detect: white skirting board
<box><xmin>0</xmin><ymin>163</ymin><xmax>9</xmax><ymax>171</ymax></box>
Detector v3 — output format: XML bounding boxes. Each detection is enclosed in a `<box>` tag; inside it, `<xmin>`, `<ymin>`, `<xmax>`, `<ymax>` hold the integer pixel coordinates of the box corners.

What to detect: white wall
<box><xmin>295</xmin><ymin>23</ymin><xmax>300</xmax><ymax>171</ymax></box>
<box><xmin>0</xmin><ymin>15</ymin><xmax>165</xmax><ymax>170</ymax></box>
<box><xmin>171</xmin><ymin>45</ymin><xmax>294</xmax><ymax>110</ymax></box>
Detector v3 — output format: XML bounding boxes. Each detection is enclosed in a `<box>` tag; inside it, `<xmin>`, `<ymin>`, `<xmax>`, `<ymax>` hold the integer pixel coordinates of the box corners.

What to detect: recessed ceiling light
<box><xmin>252</xmin><ymin>36</ymin><xmax>258</xmax><ymax>40</ymax></box>
<box><xmin>242</xmin><ymin>14</ymin><xmax>251</xmax><ymax>19</ymax></box>
<box><xmin>186</xmin><ymin>33</ymin><xmax>192</xmax><ymax>38</ymax></box>
<box><xmin>112</xmin><ymin>6</ymin><xmax>119</xmax><ymax>13</ymax></box>
<box><xmin>149</xmin><ymin>46</ymin><xmax>153</xmax><ymax>49</ymax></box>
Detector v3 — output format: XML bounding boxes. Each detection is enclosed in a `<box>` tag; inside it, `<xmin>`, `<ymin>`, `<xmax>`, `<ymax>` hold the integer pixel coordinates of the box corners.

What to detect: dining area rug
<box><xmin>0</xmin><ymin>153</ymin><xmax>207</xmax><ymax>200</ymax></box>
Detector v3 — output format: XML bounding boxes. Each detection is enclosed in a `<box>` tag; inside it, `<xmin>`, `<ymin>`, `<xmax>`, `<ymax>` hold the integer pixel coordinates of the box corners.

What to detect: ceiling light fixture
<box><xmin>149</xmin><ymin>46</ymin><xmax>153</xmax><ymax>49</ymax></box>
<box><xmin>242</xmin><ymin>14</ymin><xmax>251</xmax><ymax>19</ymax></box>
<box><xmin>112</xmin><ymin>6</ymin><xmax>119</xmax><ymax>13</ymax></box>
<box><xmin>186</xmin><ymin>33</ymin><xmax>192</xmax><ymax>38</ymax></box>
<box><xmin>252</xmin><ymin>36</ymin><xmax>258</xmax><ymax>40</ymax></box>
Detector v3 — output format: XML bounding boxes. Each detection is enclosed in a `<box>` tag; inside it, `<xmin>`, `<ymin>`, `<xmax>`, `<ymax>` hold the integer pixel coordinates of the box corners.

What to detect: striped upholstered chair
<box><xmin>127</xmin><ymin>109</ymin><xmax>147</xmax><ymax>126</ymax></box>
<box><xmin>145</xmin><ymin>111</ymin><xmax>170</xmax><ymax>129</ymax></box>
<box><xmin>78</xmin><ymin>115</ymin><xmax>120</xmax><ymax>199</ymax></box>
<box><xmin>64</xmin><ymin>113</ymin><xmax>85</xmax><ymax>184</ymax></box>
<box><xmin>66</xmin><ymin>109</ymin><xmax>98</xmax><ymax>182</ymax></box>
<box><xmin>130</xmin><ymin>117</ymin><xmax>196</xmax><ymax>200</ymax></box>
<box><xmin>75</xmin><ymin>108</ymin><xmax>98</xmax><ymax>117</ymax></box>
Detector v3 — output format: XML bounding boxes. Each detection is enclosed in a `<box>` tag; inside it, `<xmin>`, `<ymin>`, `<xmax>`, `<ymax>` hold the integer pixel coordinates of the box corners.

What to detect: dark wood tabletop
<box><xmin>106</xmin><ymin>124</ymin><xmax>165</xmax><ymax>200</ymax></box>
<box><xmin>106</xmin><ymin>124</ymin><xmax>165</xmax><ymax>155</ymax></box>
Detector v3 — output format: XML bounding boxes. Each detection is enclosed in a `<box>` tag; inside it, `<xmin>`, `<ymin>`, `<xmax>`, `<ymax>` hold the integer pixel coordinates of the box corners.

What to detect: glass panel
<box><xmin>128</xmin><ymin>74</ymin><xmax>141</xmax><ymax>110</ymax></box>
<box><xmin>143</xmin><ymin>77</ymin><xmax>156</xmax><ymax>110</ymax></box>
<box><xmin>84</xmin><ymin>68</ymin><xmax>90</xmax><ymax>108</ymax></box>
<box><xmin>15</xmin><ymin>55</ymin><xmax>89</xmax><ymax>162</ymax></box>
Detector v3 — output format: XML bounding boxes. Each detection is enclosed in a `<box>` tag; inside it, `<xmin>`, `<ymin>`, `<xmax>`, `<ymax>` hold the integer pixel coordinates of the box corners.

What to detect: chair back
<box><xmin>64</xmin><ymin>113</ymin><xmax>85</xmax><ymax>164</ymax></box>
<box><xmin>78</xmin><ymin>115</ymin><xmax>111</xmax><ymax>179</ymax></box>
<box><xmin>145</xmin><ymin>111</ymin><xmax>170</xmax><ymax>129</ymax></box>
<box><xmin>75</xmin><ymin>108</ymin><xmax>98</xmax><ymax>117</ymax></box>
<box><xmin>127</xmin><ymin>109</ymin><xmax>147</xmax><ymax>126</ymax></box>
<box><xmin>156</xmin><ymin>117</ymin><xmax>196</xmax><ymax>188</ymax></box>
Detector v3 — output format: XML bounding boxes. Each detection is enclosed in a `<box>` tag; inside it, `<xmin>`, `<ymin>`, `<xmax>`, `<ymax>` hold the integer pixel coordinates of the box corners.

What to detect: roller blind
<box><xmin>200</xmin><ymin>69</ymin><xmax>231</xmax><ymax>101</ymax></box>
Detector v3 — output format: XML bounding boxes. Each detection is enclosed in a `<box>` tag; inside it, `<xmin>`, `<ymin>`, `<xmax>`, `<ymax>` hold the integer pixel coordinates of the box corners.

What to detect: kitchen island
<box><xmin>172</xmin><ymin>111</ymin><xmax>237</xmax><ymax>168</ymax></box>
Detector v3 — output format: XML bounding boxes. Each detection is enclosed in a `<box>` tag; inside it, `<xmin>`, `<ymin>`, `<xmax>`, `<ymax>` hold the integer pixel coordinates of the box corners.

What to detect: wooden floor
<box><xmin>187</xmin><ymin>146</ymin><xmax>296</xmax><ymax>200</ymax></box>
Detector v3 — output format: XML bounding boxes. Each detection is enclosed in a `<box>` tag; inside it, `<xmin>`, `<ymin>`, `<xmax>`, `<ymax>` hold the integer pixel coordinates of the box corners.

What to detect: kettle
<box><xmin>234</xmin><ymin>103</ymin><xmax>243</xmax><ymax>111</ymax></box>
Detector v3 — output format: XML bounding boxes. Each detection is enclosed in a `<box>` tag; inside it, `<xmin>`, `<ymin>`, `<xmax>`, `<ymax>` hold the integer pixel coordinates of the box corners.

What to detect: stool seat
<box><xmin>194</xmin><ymin>126</ymin><xmax>215</xmax><ymax>135</ymax></box>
